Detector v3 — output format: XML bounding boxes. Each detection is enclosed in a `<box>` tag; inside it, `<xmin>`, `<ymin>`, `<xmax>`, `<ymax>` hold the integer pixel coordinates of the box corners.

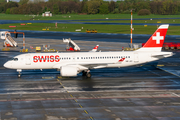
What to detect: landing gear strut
<box><xmin>82</xmin><ymin>70</ymin><xmax>91</xmax><ymax>78</ymax></box>
<box><xmin>17</xmin><ymin>69</ymin><xmax>22</xmax><ymax>78</ymax></box>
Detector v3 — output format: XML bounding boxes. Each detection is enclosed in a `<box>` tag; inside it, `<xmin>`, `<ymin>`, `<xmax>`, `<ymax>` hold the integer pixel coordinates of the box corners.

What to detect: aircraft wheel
<box><xmin>86</xmin><ymin>72</ymin><xmax>91</xmax><ymax>78</ymax></box>
<box><xmin>82</xmin><ymin>71</ymin><xmax>86</xmax><ymax>76</ymax></box>
<box><xmin>18</xmin><ymin>74</ymin><xmax>21</xmax><ymax>78</ymax></box>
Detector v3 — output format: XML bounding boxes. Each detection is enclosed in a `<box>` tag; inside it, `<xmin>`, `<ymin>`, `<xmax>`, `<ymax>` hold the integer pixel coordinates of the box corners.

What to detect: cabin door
<box><xmin>134</xmin><ymin>53</ymin><xmax>139</xmax><ymax>63</ymax></box>
<box><xmin>25</xmin><ymin>55</ymin><xmax>31</xmax><ymax>65</ymax></box>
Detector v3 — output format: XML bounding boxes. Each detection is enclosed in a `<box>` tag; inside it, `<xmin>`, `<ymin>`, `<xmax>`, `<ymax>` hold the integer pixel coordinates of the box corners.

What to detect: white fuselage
<box><xmin>4</xmin><ymin>51</ymin><xmax>172</xmax><ymax>70</ymax></box>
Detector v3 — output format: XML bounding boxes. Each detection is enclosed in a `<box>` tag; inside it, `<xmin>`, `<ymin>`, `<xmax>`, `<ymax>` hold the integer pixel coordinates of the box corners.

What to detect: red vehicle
<box><xmin>66</xmin><ymin>47</ymin><xmax>75</xmax><ymax>51</ymax></box>
<box><xmin>142</xmin><ymin>42</ymin><xmax>180</xmax><ymax>50</ymax></box>
<box><xmin>176</xmin><ymin>43</ymin><xmax>180</xmax><ymax>49</ymax></box>
<box><xmin>164</xmin><ymin>42</ymin><xmax>177</xmax><ymax>50</ymax></box>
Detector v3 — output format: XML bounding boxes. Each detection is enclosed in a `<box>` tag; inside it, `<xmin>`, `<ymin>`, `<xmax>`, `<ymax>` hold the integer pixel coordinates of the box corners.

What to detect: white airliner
<box><xmin>4</xmin><ymin>24</ymin><xmax>173</xmax><ymax>78</ymax></box>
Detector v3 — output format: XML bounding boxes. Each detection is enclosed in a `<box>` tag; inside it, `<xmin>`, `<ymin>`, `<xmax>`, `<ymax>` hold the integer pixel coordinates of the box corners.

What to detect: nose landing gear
<box><xmin>17</xmin><ymin>69</ymin><xmax>22</xmax><ymax>78</ymax></box>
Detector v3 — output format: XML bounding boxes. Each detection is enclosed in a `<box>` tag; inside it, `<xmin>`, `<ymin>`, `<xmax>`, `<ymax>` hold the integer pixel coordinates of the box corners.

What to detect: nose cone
<box><xmin>3</xmin><ymin>62</ymin><xmax>11</xmax><ymax>68</ymax></box>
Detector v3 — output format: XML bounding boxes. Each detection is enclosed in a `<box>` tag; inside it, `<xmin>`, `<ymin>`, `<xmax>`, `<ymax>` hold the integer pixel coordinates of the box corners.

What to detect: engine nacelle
<box><xmin>60</xmin><ymin>66</ymin><xmax>78</xmax><ymax>77</ymax></box>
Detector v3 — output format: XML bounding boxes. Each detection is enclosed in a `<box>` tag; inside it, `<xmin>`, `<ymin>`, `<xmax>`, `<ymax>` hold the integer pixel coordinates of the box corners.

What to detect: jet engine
<box><xmin>60</xmin><ymin>66</ymin><xmax>78</xmax><ymax>77</ymax></box>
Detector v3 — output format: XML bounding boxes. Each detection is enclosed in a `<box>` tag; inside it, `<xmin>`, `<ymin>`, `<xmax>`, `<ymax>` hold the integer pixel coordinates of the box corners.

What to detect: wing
<box><xmin>53</xmin><ymin>58</ymin><xmax>125</xmax><ymax>70</ymax></box>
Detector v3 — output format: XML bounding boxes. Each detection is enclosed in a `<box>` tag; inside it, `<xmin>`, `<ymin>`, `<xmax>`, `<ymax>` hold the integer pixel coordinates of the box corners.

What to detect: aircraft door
<box><xmin>25</xmin><ymin>55</ymin><xmax>31</xmax><ymax>65</ymax></box>
<box><xmin>134</xmin><ymin>53</ymin><xmax>139</xmax><ymax>63</ymax></box>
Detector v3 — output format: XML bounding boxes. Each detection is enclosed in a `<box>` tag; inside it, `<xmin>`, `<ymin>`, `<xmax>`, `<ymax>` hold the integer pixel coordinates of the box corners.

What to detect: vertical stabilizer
<box><xmin>137</xmin><ymin>24</ymin><xmax>169</xmax><ymax>52</ymax></box>
<box><xmin>90</xmin><ymin>45</ymin><xmax>99</xmax><ymax>52</ymax></box>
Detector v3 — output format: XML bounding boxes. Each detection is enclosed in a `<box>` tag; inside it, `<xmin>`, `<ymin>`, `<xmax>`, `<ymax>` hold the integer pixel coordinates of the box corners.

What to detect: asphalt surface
<box><xmin>1</xmin><ymin>19</ymin><xmax>180</xmax><ymax>26</ymax></box>
<box><xmin>1</xmin><ymin>29</ymin><xmax>180</xmax><ymax>44</ymax></box>
<box><xmin>0</xmin><ymin>32</ymin><xmax>180</xmax><ymax>119</ymax></box>
<box><xmin>1</xmin><ymin>49</ymin><xmax>180</xmax><ymax>120</ymax></box>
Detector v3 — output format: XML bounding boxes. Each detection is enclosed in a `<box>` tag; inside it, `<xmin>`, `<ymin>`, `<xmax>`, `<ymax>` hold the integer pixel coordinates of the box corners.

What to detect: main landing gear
<box><xmin>82</xmin><ymin>70</ymin><xmax>91</xmax><ymax>78</ymax></box>
<box><xmin>17</xmin><ymin>69</ymin><xmax>22</xmax><ymax>78</ymax></box>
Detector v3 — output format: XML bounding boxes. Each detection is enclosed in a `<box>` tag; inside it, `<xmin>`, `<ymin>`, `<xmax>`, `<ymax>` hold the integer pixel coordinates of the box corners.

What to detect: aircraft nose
<box><xmin>3</xmin><ymin>62</ymin><xmax>11</xmax><ymax>68</ymax></box>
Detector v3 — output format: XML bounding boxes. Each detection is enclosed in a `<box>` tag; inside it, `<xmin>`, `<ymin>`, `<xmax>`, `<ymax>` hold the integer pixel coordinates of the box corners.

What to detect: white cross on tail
<box><xmin>152</xmin><ymin>32</ymin><xmax>164</xmax><ymax>44</ymax></box>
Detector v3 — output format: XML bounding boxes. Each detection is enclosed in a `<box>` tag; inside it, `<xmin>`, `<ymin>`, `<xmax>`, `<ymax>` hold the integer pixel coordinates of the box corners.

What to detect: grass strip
<box><xmin>0</xmin><ymin>23</ymin><xmax>179</xmax><ymax>35</ymax></box>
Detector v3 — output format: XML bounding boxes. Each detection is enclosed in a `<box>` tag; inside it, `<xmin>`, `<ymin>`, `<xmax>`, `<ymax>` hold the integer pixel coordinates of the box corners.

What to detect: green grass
<box><xmin>0</xmin><ymin>13</ymin><xmax>180</xmax><ymax>20</ymax></box>
<box><xmin>0</xmin><ymin>23</ymin><xmax>179</xmax><ymax>35</ymax></box>
<box><xmin>0</xmin><ymin>14</ymin><xmax>179</xmax><ymax>35</ymax></box>
<box><xmin>0</xmin><ymin>14</ymin><xmax>33</xmax><ymax>20</ymax></box>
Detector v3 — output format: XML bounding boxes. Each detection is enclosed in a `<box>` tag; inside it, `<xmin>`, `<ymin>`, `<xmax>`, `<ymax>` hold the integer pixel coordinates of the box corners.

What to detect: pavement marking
<box><xmin>143</xmin><ymin>67</ymin><xmax>180</xmax><ymax>84</ymax></box>
<box><xmin>84</xmin><ymin>110</ymin><xmax>88</xmax><ymax>114</ymax></box>
<box><xmin>0</xmin><ymin>93</ymin><xmax>179</xmax><ymax>102</ymax></box>
<box><xmin>57</xmin><ymin>76</ymin><xmax>62</xmax><ymax>79</ymax></box>
<box><xmin>57</xmin><ymin>79</ymin><xmax>93</xmax><ymax>119</ymax></box>
<box><xmin>172</xmin><ymin>93</ymin><xmax>180</xmax><ymax>97</ymax></box>
<box><xmin>79</xmin><ymin>104</ymin><xmax>83</xmax><ymax>108</ymax></box>
<box><xmin>156</xmin><ymin>67</ymin><xmax>180</xmax><ymax>84</ymax></box>
<box><xmin>157</xmin><ymin>64</ymin><xmax>164</xmax><ymax>67</ymax></box>
<box><xmin>157</xmin><ymin>67</ymin><xmax>180</xmax><ymax>78</ymax></box>
<box><xmin>90</xmin><ymin>116</ymin><xmax>93</xmax><ymax>120</ymax></box>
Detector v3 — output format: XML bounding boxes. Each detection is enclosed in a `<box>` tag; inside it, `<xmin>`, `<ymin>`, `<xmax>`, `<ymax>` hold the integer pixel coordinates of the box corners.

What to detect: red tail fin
<box><xmin>90</xmin><ymin>45</ymin><xmax>99</xmax><ymax>52</ymax></box>
<box><xmin>137</xmin><ymin>24</ymin><xmax>169</xmax><ymax>51</ymax></box>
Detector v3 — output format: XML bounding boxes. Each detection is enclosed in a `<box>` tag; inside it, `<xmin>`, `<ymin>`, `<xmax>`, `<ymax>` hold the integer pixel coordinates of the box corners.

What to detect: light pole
<box><xmin>130</xmin><ymin>9</ymin><xmax>133</xmax><ymax>50</ymax></box>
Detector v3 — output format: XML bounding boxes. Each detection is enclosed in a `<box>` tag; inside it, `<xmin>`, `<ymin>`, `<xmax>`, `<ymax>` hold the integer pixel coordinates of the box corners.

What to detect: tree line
<box><xmin>0</xmin><ymin>0</ymin><xmax>180</xmax><ymax>15</ymax></box>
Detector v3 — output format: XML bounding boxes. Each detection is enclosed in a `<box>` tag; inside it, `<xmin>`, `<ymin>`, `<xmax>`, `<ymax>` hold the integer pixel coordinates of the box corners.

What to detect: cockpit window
<box><xmin>14</xmin><ymin>58</ymin><xmax>18</xmax><ymax>61</ymax></box>
<box><xmin>10</xmin><ymin>58</ymin><xmax>18</xmax><ymax>61</ymax></box>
